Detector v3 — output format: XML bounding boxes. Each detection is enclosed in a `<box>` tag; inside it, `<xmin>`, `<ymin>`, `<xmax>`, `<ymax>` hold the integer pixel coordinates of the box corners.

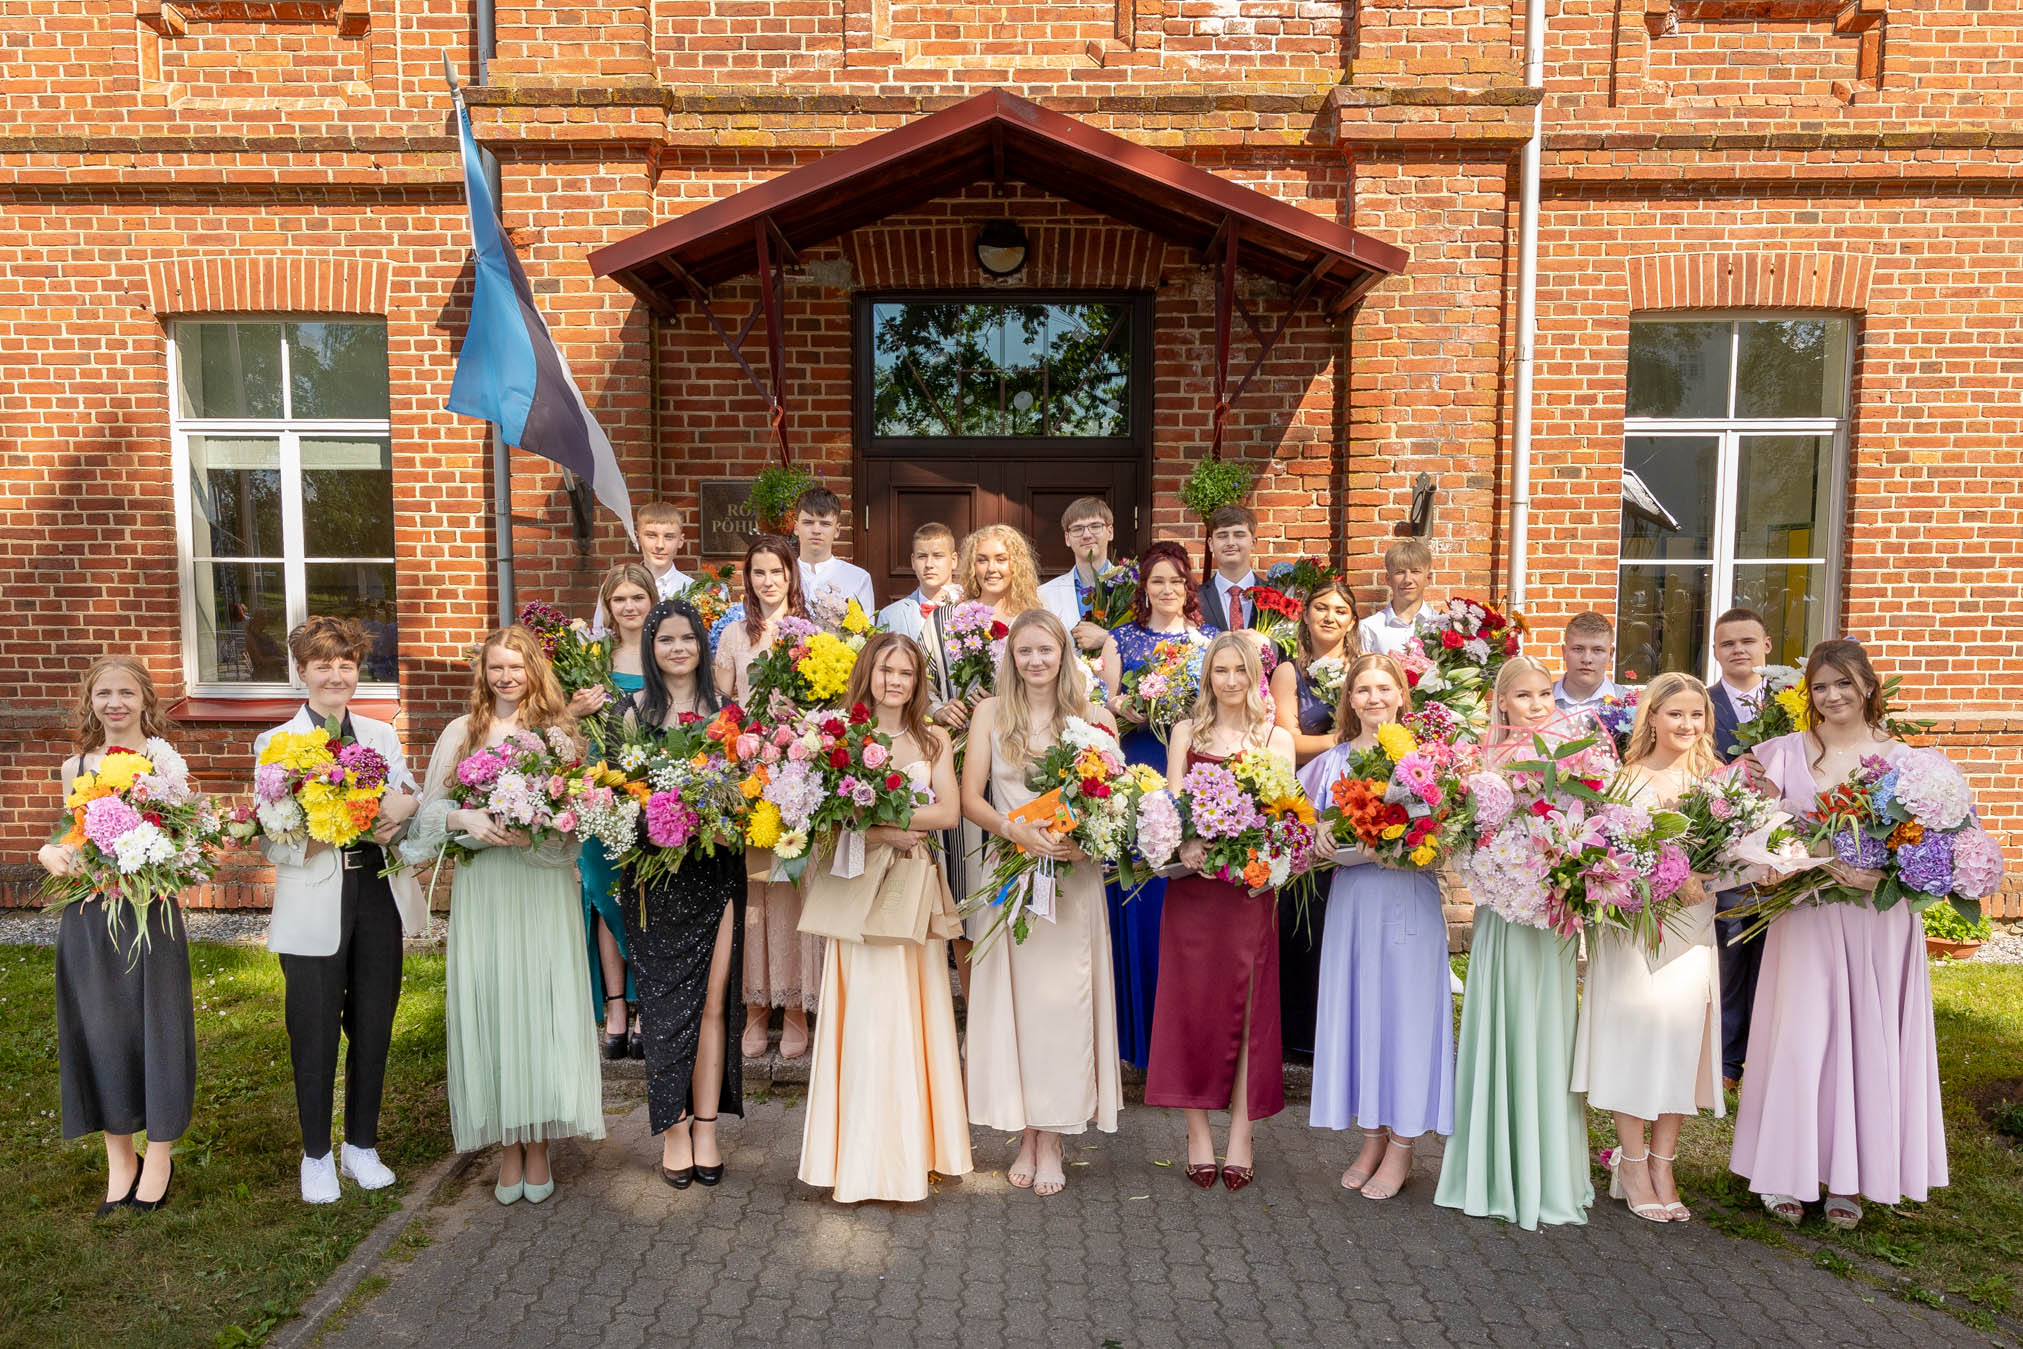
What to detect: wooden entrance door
<box><xmin>859</xmin><ymin>456</ymin><xmax>1143</xmax><ymax>606</ymax></box>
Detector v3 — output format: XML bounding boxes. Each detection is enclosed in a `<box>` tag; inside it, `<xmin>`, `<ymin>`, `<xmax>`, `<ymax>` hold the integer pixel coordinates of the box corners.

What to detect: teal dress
<box><xmin>1433</xmin><ymin>909</ymin><xmax>1593</xmax><ymax>1229</ymax></box>
<box><xmin>581</xmin><ymin>670</ymin><xmax>645</xmax><ymax>1017</ymax></box>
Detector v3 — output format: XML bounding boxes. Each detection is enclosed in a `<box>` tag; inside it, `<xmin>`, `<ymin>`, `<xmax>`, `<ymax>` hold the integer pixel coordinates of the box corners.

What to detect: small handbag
<box><xmin>860</xmin><ymin>849</ymin><xmax>939</xmax><ymax>946</ymax></box>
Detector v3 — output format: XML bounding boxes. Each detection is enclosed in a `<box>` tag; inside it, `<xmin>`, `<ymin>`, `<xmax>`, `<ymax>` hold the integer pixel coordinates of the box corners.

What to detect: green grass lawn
<box><xmin>1601</xmin><ymin>962</ymin><xmax>2023</xmax><ymax>1333</ymax></box>
<box><xmin>0</xmin><ymin>942</ymin><xmax>452</xmax><ymax>1349</ymax></box>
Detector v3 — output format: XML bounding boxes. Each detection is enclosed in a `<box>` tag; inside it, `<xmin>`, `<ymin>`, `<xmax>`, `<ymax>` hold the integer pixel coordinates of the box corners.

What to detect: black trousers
<box><xmin>280</xmin><ymin>859</ymin><xmax>404</xmax><ymax>1157</ymax></box>
<box><xmin>1714</xmin><ymin>886</ymin><xmax>1765</xmax><ymax>1083</ymax></box>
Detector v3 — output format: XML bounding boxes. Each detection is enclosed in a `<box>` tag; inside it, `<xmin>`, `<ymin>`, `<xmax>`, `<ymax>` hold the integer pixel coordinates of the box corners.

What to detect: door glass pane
<box><xmin>997</xmin><ymin>303</ymin><xmax>1048</xmax><ymax>437</ymax></box>
<box><xmin>868</xmin><ymin>300</ymin><xmax>1131</xmax><ymax>439</ymax></box>
<box><xmin>957</xmin><ymin>306</ymin><xmax>1001</xmax><ymax>436</ymax></box>
<box><xmin>287</xmin><ymin>322</ymin><xmax>391</xmax><ymax>420</ymax></box>
<box><xmin>1733</xmin><ymin>562</ymin><xmax>1826</xmax><ymax>667</ymax></box>
<box><xmin>1627</xmin><ymin>321</ymin><xmax>1731</xmax><ymax>419</ymax></box>
<box><xmin>176</xmin><ymin>323</ymin><xmax>282</xmax><ymax>419</ymax></box>
<box><xmin>1735</xmin><ymin>319</ymin><xmax>1848</xmax><ymax>419</ymax></box>
<box><xmin>302</xmin><ymin>437</ymin><xmax>395</xmax><ymax>558</ymax></box>
<box><xmin>1735</xmin><ymin>434</ymin><xmax>1831</xmax><ymax>561</ymax></box>
<box><xmin>1619</xmin><ymin>435</ymin><xmax>1718</xmax><ymax>560</ymax></box>
<box><xmin>306</xmin><ymin>562</ymin><xmax>400</xmax><ymax>682</ymax></box>
<box><xmin>192</xmin><ymin>560</ymin><xmax>290</xmax><ymax>684</ymax></box>
<box><xmin>188</xmin><ymin>436</ymin><xmax>282</xmax><ymax>558</ymax></box>
<box><xmin>1615</xmin><ymin>564</ymin><xmax>1711</xmax><ymax>682</ymax></box>
<box><xmin>1050</xmin><ymin>303</ymin><xmax>1130</xmax><ymax>438</ymax></box>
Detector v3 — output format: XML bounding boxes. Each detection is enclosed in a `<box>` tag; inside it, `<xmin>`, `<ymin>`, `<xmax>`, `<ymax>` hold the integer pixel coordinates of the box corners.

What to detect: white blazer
<box><xmin>253</xmin><ymin>707</ymin><xmax>428</xmax><ymax>957</ymax></box>
<box><xmin>1038</xmin><ymin>570</ymin><xmax>1084</xmax><ymax>631</ymax></box>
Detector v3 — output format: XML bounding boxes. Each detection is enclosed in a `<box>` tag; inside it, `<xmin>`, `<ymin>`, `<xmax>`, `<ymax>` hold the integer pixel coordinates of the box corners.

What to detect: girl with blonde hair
<box><xmin>957</xmin><ymin>524</ymin><xmax>1044</xmax><ymax>622</ymax></box>
<box><xmin>1149</xmin><ymin>633</ymin><xmax>1296</xmax><ymax>1191</ymax></box>
<box><xmin>406</xmin><ymin>625</ymin><xmax>603</xmax><ymax>1206</ymax></box>
<box><xmin>962</xmin><ymin>609</ymin><xmax>1121</xmax><ymax>1197</ymax></box>
<box><xmin>1571</xmin><ymin>672</ymin><xmax>1725</xmax><ymax>1224</ymax></box>
<box><xmin>1435</xmin><ymin>652</ymin><xmax>1596</xmax><ymax>1229</ymax></box>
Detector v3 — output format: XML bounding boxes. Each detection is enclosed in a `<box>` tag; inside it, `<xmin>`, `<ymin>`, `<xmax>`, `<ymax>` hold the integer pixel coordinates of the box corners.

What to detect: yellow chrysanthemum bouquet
<box><xmin>244</xmin><ymin>718</ymin><xmax>392</xmax><ymax>849</ymax></box>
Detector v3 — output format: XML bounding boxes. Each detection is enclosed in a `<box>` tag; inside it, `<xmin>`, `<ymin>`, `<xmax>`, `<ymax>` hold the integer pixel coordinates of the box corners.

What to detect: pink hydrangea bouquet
<box><xmin>592</xmin><ymin>712</ymin><xmax>748</xmax><ymax>895</ymax></box>
<box><xmin>1458</xmin><ymin>728</ymin><xmax>1623</xmax><ymax>934</ymax></box>
<box><xmin>1169</xmin><ymin>748</ymin><xmax>1316</xmax><ymax>893</ymax></box>
<box><xmin>436</xmin><ymin>727</ymin><xmax>619</xmax><ymax>866</ymax></box>
<box><xmin>1725</xmin><ymin>746</ymin><xmax>2005</xmax><ymax>938</ymax></box>
<box><xmin>1399</xmin><ymin>596</ymin><xmax>1527</xmax><ymax>735</ymax></box>
<box><xmin>45</xmin><ymin>739</ymin><xmax>224</xmax><ymax>952</ymax></box>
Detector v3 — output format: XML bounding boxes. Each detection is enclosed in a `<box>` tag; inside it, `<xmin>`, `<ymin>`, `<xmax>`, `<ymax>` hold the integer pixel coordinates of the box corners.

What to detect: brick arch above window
<box><xmin>1626</xmin><ymin>252</ymin><xmax>1873</xmax><ymax>313</ymax></box>
<box><xmin>143</xmin><ymin>256</ymin><xmax>392</xmax><ymax>316</ymax></box>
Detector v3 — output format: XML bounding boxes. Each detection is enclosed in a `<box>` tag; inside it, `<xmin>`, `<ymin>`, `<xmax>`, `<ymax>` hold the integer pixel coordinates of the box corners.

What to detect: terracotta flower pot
<box><xmin>1925</xmin><ymin>936</ymin><xmax>1982</xmax><ymax>961</ymax></box>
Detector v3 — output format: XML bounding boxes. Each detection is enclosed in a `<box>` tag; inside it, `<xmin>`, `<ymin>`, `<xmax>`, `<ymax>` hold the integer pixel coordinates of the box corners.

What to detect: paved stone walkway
<box><xmin>321</xmin><ymin>1094</ymin><xmax>1993</xmax><ymax>1349</ymax></box>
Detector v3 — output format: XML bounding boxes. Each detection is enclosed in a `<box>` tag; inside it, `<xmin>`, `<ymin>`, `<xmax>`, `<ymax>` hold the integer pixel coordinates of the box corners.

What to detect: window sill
<box><xmin>169</xmin><ymin>696</ymin><xmax>401</xmax><ymax>723</ymax></box>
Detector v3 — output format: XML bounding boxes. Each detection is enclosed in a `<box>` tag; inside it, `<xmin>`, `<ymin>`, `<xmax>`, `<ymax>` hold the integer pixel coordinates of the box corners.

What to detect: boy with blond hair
<box><xmin>1357</xmin><ymin>539</ymin><xmax>1433</xmax><ymax>656</ymax></box>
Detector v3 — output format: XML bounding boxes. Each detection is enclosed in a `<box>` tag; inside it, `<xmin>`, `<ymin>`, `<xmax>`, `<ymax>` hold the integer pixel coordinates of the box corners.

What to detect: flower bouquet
<box><xmin>968</xmin><ymin>718</ymin><xmax>1154</xmax><ymax>955</ymax></box>
<box><xmin>1243</xmin><ymin>583</ymin><xmax>1306</xmax><ymax>657</ymax></box>
<box><xmin>1304</xmin><ymin>654</ymin><xmax>1346</xmax><ymax>716</ymax></box>
<box><xmin>803</xmin><ymin>701</ymin><xmax>933</xmax><ymax>880</ymax></box>
<box><xmin>1551</xmin><ymin>790</ymin><xmax>1693</xmax><ymax>952</ymax></box>
<box><xmin>1087</xmin><ymin>561</ymin><xmax>1139</xmax><ymax>630</ymax></box>
<box><xmin>745</xmin><ymin>615</ymin><xmax>861</xmax><ymax>717</ymax></box>
<box><xmin>1319</xmin><ymin>721</ymin><xmax>1478</xmax><ymax>871</ymax></box>
<box><xmin>1592</xmin><ymin>687</ymin><xmax>1640</xmax><ymax>757</ymax></box>
<box><xmin>244</xmin><ymin>717</ymin><xmax>392</xmax><ymax>850</ymax></box>
<box><xmin>1402</xmin><ymin>596</ymin><xmax>1526</xmax><ymax>734</ymax></box>
<box><xmin>1726</xmin><ymin>666</ymin><xmax>1934</xmax><ymax>757</ymax></box>
<box><xmin>676</xmin><ymin>563</ymin><xmax>740</xmax><ymax>637</ymax></box>
<box><xmin>1457</xmin><ymin>729</ymin><xmax>1621</xmax><ymax>933</ymax></box>
<box><xmin>44</xmin><ymin>740</ymin><xmax>224</xmax><ymax>952</ymax></box>
<box><xmin>809</xmin><ymin>587</ymin><xmax>878</xmax><ymax>646</ymax></box>
<box><xmin>941</xmin><ymin>601</ymin><xmax>1008</xmax><ymax>698</ymax></box>
<box><xmin>595</xmin><ymin>712</ymin><xmax>749</xmax><ymax>896</ymax></box>
<box><xmin>1673</xmin><ymin>771</ymin><xmax>1782</xmax><ymax>884</ymax></box>
<box><xmin>1167</xmin><ymin>748</ymin><xmax>1317</xmax><ymax>893</ymax></box>
<box><xmin>425</xmin><ymin>727</ymin><xmax>620</xmax><ymax>868</ymax></box>
<box><xmin>1263</xmin><ymin>556</ymin><xmax>1341</xmax><ymax>601</ymax></box>
<box><xmin>1723</xmin><ymin>748</ymin><xmax>2006</xmax><ymax>939</ymax></box>
<box><xmin>516</xmin><ymin>599</ymin><xmax>612</xmax><ymax>696</ymax></box>
<box><xmin>1119</xmin><ymin>634</ymin><xmax>1209</xmax><ymax>743</ymax></box>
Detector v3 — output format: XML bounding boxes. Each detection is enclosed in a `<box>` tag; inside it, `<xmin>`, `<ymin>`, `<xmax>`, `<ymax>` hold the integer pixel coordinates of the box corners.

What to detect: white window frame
<box><xmin>167</xmin><ymin>315</ymin><xmax>397</xmax><ymax>698</ymax></box>
<box><xmin>1620</xmin><ymin>310</ymin><xmax>1854</xmax><ymax>682</ymax></box>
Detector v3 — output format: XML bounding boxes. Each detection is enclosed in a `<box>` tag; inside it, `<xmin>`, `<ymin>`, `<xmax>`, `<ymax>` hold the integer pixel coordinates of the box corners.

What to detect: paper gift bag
<box><xmin>796</xmin><ymin>841</ymin><xmax>896</xmax><ymax>941</ymax></box>
<box><xmin>860</xmin><ymin>849</ymin><xmax>938</xmax><ymax>946</ymax></box>
<box><xmin>925</xmin><ymin>860</ymin><xmax>963</xmax><ymax>942</ymax></box>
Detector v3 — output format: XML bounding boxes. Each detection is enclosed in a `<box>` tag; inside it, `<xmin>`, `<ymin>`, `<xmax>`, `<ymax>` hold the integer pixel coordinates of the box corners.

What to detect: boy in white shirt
<box><xmin>1357</xmin><ymin>539</ymin><xmax>1433</xmax><ymax>655</ymax></box>
<box><xmin>792</xmin><ymin>486</ymin><xmax>876</xmax><ymax>615</ymax></box>
<box><xmin>1037</xmin><ymin>496</ymin><xmax>1118</xmax><ymax>653</ymax></box>
<box><xmin>637</xmin><ymin>501</ymin><xmax>692</xmax><ymax>600</ymax></box>
<box><xmin>1552</xmin><ymin>611</ymin><xmax>1623</xmax><ymax>716</ymax></box>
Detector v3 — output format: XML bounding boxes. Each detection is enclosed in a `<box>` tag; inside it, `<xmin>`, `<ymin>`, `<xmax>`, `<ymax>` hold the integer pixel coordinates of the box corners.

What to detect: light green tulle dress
<box><xmin>410</xmin><ymin>717</ymin><xmax>606</xmax><ymax>1153</ymax></box>
<box><xmin>1433</xmin><ymin>909</ymin><xmax>1593</xmax><ymax>1230</ymax></box>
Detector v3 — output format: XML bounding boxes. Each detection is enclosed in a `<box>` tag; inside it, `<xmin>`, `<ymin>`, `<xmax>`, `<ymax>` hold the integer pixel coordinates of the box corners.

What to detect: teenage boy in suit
<box><xmin>254</xmin><ymin>617</ymin><xmax>428</xmax><ymax>1204</ymax></box>
<box><xmin>1198</xmin><ymin>504</ymin><xmax>1263</xmax><ymax>633</ymax></box>
<box><xmin>1708</xmin><ymin>605</ymin><xmax>1772</xmax><ymax>1090</ymax></box>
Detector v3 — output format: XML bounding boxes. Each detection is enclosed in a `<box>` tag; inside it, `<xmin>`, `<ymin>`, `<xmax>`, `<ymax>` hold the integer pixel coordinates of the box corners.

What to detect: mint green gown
<box><xmin>1433</xmin><ymin>909</ymin><xmax>1593</xmax><ymax>1229</ymax></box>
<box><xmin>410</xmin><ymin>716</ymin><xmax>606</xmax><ymax>1153</ymax></box>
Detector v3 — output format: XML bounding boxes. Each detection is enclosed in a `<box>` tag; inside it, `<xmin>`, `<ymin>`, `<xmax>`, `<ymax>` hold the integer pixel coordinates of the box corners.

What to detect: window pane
<box><xmin>1619</xmin><ymin>435</ymin><xmax>1718</xmax><ymax>560</ymax></box>
<box><xmin>871</xmin><ymin>302</ymin><xmax>960</xmax><ymax>437</ymax></box>
<box><xmin>188</xmin><ymin>435</ymin><xmax>282</xmax><ymax>558</ymax></box>
<box><xmin>1050</xmin><ymin>303</ymin><xmax>1130</xmax><ymax>438</ymax></box>
<box><xmin>192</xmin><ymin>560</ymin><xmax>290</xmax><ymax>684</ymax></box>
<box><xmin>1626</xmin><ymin>321</ymin><xmax>1731</xmax><ymax>419</ymax></box>
<box><xmin>176</xmin><ymin>323</ymin><xmax>282</xmax><ymax>419</ymax></box>
<box><xmin>287</xmin><ymin>321</ymin><xmax>390</xmax><ymax>420</ymax></box>
<box><xmin>868</xmin><ymin>300</ymin><xmax>1131</xmax><ymax>439</ymax></box>
<box><xmin>1735</xmin><ymin>434</ymin><xmax>1831</xmax><ymax>561</ymax></box>
<box><xmin>957</xmin><ymin>306</ymin><xmax>1002</xmax><ymax>436</ymax></box>
<box><xmin>1615</xmin><ymin>564</ymin><xmax>1711</xmax><ymax>682</ymax></box>
<box><xmin>1733</xmin><ymin>562</ymin><xmax>1827</xmax><ymax>667</ymax></box>
<box><xmin>302</xmin><ymin>436</ymin><xmax>394</xmax><ymax>558</ymax></box>
<box><xmin>306</xmin><ymin>562</ymin><xmax>399</xmax><ymax>682</ymax></box>
<box><xmin>1735</xmin><ymin>319</ymin><xmax>1848</xmax><ymax>419</ymax></box>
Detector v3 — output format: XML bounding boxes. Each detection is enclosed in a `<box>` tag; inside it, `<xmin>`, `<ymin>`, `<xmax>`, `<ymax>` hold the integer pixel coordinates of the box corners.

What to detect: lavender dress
<box><xmin>1729</xmin><ymin>733</ymin><xmax>1945</xmax><ymax>1203</ymax></box>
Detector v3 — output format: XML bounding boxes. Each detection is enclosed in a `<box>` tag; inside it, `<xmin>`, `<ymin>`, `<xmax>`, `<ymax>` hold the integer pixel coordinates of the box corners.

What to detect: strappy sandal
<box><xmin>1648</xmin><ymin>1150</ymin><xmax>1690</xmax><ymax>1222</ymax></box>
<box><xmin>1823</xmin><ymin>1195</ymin><xmax>1863</xmax><ymax>1230</ymax></box>
<box><xmin>1341</xmin><ymin>1130</ymin><xmax>1387</xmax><ymax>1191</ymax></box>
<box><xmin>1360</xmin><ymin>1140</ymin><xmax>1414</xmax><ymax>1202</ymax></box>
<box><xmin>1605</xmin><ymin>1147</ymin><xmax>1672</xmax><ymax>1223</ymax></box>
<box><xmin>1761</xmin><ymin>1192</ymin><xmax>1806</xmax><ymax>1226</ymax></box>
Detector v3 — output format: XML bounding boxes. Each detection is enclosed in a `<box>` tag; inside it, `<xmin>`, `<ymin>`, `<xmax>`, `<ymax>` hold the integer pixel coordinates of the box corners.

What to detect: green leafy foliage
<box><xmin>747</xmin><ymin>463</ymin><xmax>818</xmax><ymax>534</ymax></box>
<box><xmin>1178</xmin><ymin>457</ymin><xmax>1252</xmax><ymax>520</ymax></box>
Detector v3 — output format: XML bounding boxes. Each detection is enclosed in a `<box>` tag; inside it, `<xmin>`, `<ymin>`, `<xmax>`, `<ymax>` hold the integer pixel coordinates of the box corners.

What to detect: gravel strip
<box><xmin>0</xmin><ymin>910</ymin><xmax>448</xmax><ymax>950</ymax></box>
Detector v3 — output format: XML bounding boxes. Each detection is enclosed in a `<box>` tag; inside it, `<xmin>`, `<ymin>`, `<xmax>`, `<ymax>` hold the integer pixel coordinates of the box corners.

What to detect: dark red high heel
<box><xmin>1221</xmin><ymin>1164</ymin><xmax>1254</xmax><ymax>1193</ymax></box>
<box><xmin>1185</xmin><ymin>1163</ymin><xmax>1220</xmax><ymax>1189</ymax></box>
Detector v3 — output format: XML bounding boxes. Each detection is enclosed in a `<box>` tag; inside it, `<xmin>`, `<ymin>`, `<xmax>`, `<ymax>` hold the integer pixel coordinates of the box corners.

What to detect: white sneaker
<box><xmin>301</xmin><ymin>1152</ymin><xmax>340</xmax><ymax>1204</ymax></box>
<box><xmin>340</xmin><ymin>1143</ymin><xmax>396</xmax><ymax>1190</ymax></box>
<box><xmin>1450</xmin><ymin>969</ymin><xmax>1465</xmax><ymax>996</ymax></box>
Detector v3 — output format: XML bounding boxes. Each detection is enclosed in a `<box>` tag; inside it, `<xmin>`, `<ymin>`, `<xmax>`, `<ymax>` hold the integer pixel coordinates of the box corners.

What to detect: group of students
<box><xmin>38</xmin><ymin>492</ymin><xmax>1948</xmax><ymax>1233</ymax></box>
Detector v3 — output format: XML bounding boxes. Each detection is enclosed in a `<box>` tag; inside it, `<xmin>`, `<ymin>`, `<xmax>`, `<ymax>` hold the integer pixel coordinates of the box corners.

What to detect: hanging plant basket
<box><xmin>747</xmin><ymin>463</ymin><xmax>818</xmax><ymax>535</ymax></box>
<box><xmin>1178</xmin><ymin>457</ymin><xmax>1254</xmax><ymax>521</ymax></box>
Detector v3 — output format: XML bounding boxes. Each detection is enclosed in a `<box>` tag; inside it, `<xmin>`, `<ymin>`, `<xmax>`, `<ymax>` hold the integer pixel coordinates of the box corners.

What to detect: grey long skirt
<box><xmin>57</xmin><ymin>897</ymin><xmax>196</xmax><ymax>1141</ymax></box>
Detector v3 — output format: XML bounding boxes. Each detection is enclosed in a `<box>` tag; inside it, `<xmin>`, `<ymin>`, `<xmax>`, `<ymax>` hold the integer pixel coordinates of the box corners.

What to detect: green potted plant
<box><xmin>1178</xmin><ymin>457</ymin><xmax>1253</xmax><ymax>522</ymax></box>
<box><xmin>1921</xmin><ymin>901</ymin><xmax>1992</xmax><ymax>961</ymax></box>
<box><xmin>747</xmin><ymin>462</ymin><xmax>817</xmax><ymax>535</ymax></box>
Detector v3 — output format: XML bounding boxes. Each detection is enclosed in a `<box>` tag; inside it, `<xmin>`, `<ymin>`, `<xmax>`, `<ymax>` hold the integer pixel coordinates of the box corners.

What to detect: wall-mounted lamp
<box><xmin>1405</xmin><ymin>472</ymin><xmax>1436</xmax><ymax>536</ymax></box>
<box><xmin>975</xmin><ymin>219</ymin><xmax>1029</xmax><ymax>278</ymax></box>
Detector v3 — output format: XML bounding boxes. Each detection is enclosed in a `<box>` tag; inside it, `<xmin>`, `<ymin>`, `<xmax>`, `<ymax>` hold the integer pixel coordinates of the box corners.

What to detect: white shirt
<box><xmin>1720</xmin><ymin>677</ymin><xmax>1766</xmax><ymax>725</ymax></box>
<box><xmin>799</xmin><ymin>556</ymin><xmax>876</xmax><ymax>615</ymax></box>
<box><xmin>1358</xmin><ymin>605</ymin><xmax>1420</xmax><ymax>656</ymax></box>
<box><xmin>1038</xmin><ymin>569</ymin><xmax>1086</xmax><ymax>631</ymax></box>
<box><xmin>1212</xmin><ymin>569</ymin><xmax>1257</xmax><ymax>628</ymax></box>
<box><xmin>1552</xmin><ymin>675</ymin><xmax>1623</xmax><ymax>716</ymax></box>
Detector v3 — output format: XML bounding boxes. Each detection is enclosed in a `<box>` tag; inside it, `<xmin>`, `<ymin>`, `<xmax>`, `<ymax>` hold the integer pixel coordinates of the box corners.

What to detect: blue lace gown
<box><xmin>1280</xmin><ymin>663</ymin><xmax>1337</xmax><ymax>1057</ymax></box>
<box><xmin>1107</xmin><ymin>620</ymin><xmax>1217</xmax><ymax>1069</ymax></box>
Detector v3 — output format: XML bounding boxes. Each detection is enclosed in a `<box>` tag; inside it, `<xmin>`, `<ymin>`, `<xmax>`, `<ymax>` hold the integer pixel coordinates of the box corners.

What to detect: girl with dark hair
<box><xmin>1094</xmin><ymin>540</ymin><xmax>1219</xmax><ymax>1069</ymax></box>
<box><xmin>619</xmin><ymin>599</ymin><xmax>749</xmax><ymax>1189</ymax></box>
<box><xmin>581</xmin><ymin>563</ymin><xmax>655</xmax><ymax>1060</ymax></box>
<box><xmin>1728</xmin><ymin>639</ymin><xmax>1949</xmax><ymax>1231</ymax></box>
<box><xmin>710</xmin><ymin>535</ymin><xmax>821</xmax><ymax>1061</ymax></box>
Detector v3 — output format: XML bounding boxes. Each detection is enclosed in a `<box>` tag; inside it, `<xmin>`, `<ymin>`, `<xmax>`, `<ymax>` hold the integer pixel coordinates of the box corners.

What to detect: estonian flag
<box><xmin>444</xmin><ymin>69</ymin><xmax>636</xmax><ymax>545</ymax></box>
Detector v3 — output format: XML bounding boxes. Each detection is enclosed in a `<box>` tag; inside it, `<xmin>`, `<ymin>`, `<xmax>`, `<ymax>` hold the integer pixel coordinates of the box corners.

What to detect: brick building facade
<box><xmin>2</xmin><ymin>0</ymin><xmax>2018</xmax><ymax>911</ymax></box>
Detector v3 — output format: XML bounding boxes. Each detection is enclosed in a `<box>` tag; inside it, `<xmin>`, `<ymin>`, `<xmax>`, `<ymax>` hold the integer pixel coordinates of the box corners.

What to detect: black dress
<box><xmin>621</xmin><ymin>848</ymin><xmax>748</xmax><ymax>1134</ymax></box>
<box><xmin>1278</xmin><ymin>663</ymin><xmax>1337</xmax><ymax>1059</ymax></box>
<box><xmin>57</xmin><ymin>897</ymin><xmax>197</xmax><ymax>1141</ymax></box>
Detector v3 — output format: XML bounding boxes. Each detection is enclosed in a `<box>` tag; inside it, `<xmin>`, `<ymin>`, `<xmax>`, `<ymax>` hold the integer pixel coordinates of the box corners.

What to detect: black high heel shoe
<box><xmin>627</xmin><ymin>1006</ymin><xmax>644</xmax><ymax>1061</ymax></box>
<box><xmin>95</xmin><ymin>1170</ymin><xmax>141</xmax><ymax>1219</ymax></box>
<box><xmin>130</xmin><ymin>1161</ymin><xmax>173</xmax><ymax>1212</ymax></box>
<box><xmin>691</xmin><ymin>1115</ymin><xmax>724</xmax><ymax>1187</ymax></box>
<box><xmin>661</xmin><ymin>1116</ymin><xmax>695</xmax><ymax>1189</ymax></box>
<box><xmin>601</xmin><ymin>994</ymin><xmax>628</xmax><ymax>1060</ymax></box>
